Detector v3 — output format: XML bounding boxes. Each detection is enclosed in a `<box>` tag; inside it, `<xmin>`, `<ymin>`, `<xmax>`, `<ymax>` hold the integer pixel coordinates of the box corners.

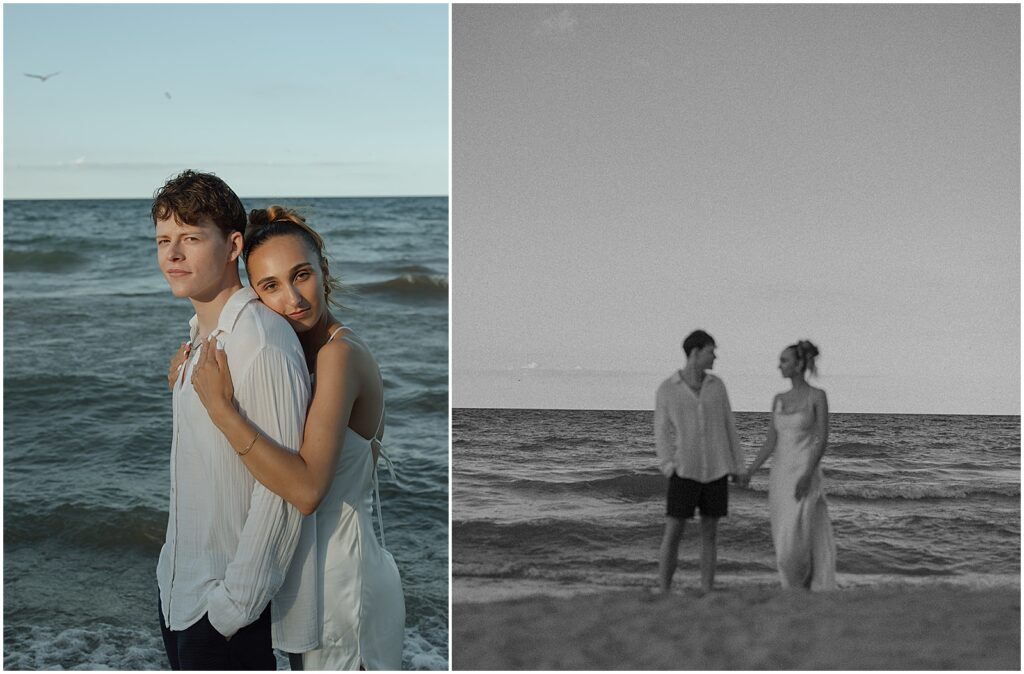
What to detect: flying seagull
<box><xmin>165</xmin><ymin>91</ymin><xmax>172</xmax><ymax>99</ymax></box>
<box><xmin>25</xmin><ymin>72</ymin><xmax>60</xmax><ymax>82</ymax></box>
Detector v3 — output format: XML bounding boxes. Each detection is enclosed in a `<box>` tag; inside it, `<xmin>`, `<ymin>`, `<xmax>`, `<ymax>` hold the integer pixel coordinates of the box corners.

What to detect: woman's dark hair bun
<box><xmin>788</xmin><ymin>339</ymin><xmax>820</xmax><ymax>376</ymax></box>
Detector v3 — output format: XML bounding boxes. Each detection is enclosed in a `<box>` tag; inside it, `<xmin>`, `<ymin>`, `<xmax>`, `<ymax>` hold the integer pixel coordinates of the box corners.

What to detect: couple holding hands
<box><xmin>655</xmin><ymin>330</ymin><xmax>836</xmax><ymax>595</ymax></box>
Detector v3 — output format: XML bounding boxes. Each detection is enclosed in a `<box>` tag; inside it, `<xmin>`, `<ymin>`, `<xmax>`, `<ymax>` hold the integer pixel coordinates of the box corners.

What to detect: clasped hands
<box><xmin>731</xmin><ymin>471</ymin><xmax>752</xmax><ymax>488</ymax></box>
<box><xmin>732</xmin><ymin>469</ymin><xmax>812</xmax><ymax>501</ymax></box>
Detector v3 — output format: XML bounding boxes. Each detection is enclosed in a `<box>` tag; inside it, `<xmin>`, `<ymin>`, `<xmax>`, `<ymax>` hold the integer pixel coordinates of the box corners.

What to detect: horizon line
<box><xmin>3</xmin><ymin>194</ymin><xmax>449</xmax><ymax>201</ymax></box>
<box><xmin>452</xmin><ymin>405</ymin><xmax>1021</xmax><ymax>417</ymax></box>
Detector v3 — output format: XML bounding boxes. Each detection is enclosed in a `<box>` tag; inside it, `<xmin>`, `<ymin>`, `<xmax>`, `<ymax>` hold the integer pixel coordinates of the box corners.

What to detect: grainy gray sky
<box><xmin>453</xmin><ymin>4</ymin><xmax>1019</xmax><ymax>414</ymax></box>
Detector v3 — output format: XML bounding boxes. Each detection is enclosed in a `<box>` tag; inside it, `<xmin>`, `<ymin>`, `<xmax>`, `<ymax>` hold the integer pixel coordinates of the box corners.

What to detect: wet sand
<box><xmin>453</xmin><ymin>584</ymin><xmax>1020</xmax><ymax>670</ymax></box>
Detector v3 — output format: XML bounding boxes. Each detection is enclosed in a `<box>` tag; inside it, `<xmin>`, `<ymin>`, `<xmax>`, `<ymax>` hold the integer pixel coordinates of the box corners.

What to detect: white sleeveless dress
<box><xmin>300</xmin><ymin>326</ymin><xmax>406</xmax><ymax>670</ymax></box>
<box><xmin>768</xmin><ymin>395</ymin><xmax>837</xmax><ymax>590</ymax></box>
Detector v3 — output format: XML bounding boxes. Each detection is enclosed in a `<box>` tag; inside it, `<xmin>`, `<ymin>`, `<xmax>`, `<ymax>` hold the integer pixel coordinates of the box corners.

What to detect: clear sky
<box><xmin>453</xmin><ymin>4</ymin><xmax>1020</xmax><ymax>415</ymax></box>
<box><xmin>4</xmin><ymin>3</ymin><xmax>448</xmax><ymax>199</ymax></box>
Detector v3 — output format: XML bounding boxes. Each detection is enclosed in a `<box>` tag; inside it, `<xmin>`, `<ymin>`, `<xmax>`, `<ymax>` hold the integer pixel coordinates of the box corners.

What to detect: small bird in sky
<box><xmin>25</xmin><ymin>72</ymin><xmax>60</xmax><ymax>82</ymax></box>
<box><xmin>165</xmin><ymin>91</ymin><xmax>172</xmax><ymax>99</ymax></box>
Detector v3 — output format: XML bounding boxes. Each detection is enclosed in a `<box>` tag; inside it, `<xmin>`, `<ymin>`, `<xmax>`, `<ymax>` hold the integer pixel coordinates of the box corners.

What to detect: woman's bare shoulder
<box><xmin>315</xmin><ymin>331</ymin><xmax>376</xmax><ymax>383</ymax></box>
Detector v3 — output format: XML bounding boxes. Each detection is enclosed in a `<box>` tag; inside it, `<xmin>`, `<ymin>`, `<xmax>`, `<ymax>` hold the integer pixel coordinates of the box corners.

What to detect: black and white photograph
<box><xmin>452</xmin><ymin>4</ymin><xmax>1019</xmax><ymax>669</ymax></box>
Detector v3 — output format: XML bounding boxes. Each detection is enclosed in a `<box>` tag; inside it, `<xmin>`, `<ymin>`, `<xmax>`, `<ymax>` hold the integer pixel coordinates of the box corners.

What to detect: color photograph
<box><xmin>4</xmin><ymin>4</ymin><xmax>448</xmax><ymax>670</ymax></box>
<box><xmin>452</xmin><ymin>4</ymin><xmax>1019</xmax><ymax>669</ymax></box>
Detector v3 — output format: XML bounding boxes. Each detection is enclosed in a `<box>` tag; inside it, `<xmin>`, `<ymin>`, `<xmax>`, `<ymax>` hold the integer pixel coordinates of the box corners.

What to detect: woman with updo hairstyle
<box><xmin>738</xmin><ymin>339</ymin><xmax>837</xmax><ymax>590</ymax></box>
<box><xmin>243</xmin><ymin>205</ymin><xmax>346</xmax><ymax>310</ymax></box>
<box><xmin>173</xmin><ymin>205</ymin><xmax>405</xmax><ymax>669</ymax></box>
<box><xmin>790</xmin><ymin>340</ymin><xmax>819</xmax><ymax>377</ymax></box>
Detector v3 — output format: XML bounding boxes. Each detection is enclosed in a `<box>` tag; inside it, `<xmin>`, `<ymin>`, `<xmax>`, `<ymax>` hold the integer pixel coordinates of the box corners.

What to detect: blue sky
<box><xmin>4</xmin><ymin>3</ymin><xmax>448</xmax><ymax>198</ymax></box>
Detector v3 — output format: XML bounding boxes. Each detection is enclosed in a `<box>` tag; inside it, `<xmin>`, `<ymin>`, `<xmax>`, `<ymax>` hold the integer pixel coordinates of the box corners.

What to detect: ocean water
<box><xmin>453</xmin><ymin>408</ymin><xmax>1020</xmax><ymax>602</ymax></box>
<box><xmin>3</xmin><ymin>197</ymin><xmax>449</xmax><ymax>670</ymax></box>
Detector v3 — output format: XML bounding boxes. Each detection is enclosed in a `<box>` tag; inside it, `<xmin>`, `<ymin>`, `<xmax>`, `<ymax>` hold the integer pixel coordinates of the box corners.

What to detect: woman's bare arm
<box><xmin>193</xmin><ymin>336</ymin><xmax>362</xmax><ymax>515</ymax></box>
<box><xmin>743</xmin><ymin>395</ymin><xmax>781</xmax><ymax>482</ymax></box>
<box><xmin>794</xmin><ymin>388</ymin><xmax>830</xmax><ymax>499</ymax></box>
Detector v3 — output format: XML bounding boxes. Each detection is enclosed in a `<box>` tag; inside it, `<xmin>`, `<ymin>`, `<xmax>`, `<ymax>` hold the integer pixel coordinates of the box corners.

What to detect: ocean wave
<box><xmin>895</xmin><ymin>514</ymin><xmax>1020</xmax><ymax>539</ymax></box>
<box><xmin>739</xmin><ymin>479</ymin><xmax>1020</xmax><ymax>500</ymax></box>
<box><xmin>453</xmin><ymin>560</ymin><xmax>530</xmax><ymax>579</ymax></box>
<box><xmin>109</xmin><ymin>288</ymin><xmax>171</xmax><ymax>298</ymax></box>
<box><xmin>492</xmin><ymin>467</ymin><xmax>1023</xmax><ymax>502</ymax></box>
<box><xmin>390</xmin><ymin>264</ymin><xmax>438</xmax><ymax>275</ymax></box>
<box><xmin>828</xmin><ymin>441</ymin><xmax>890</xmax><ymax>455</ymax></box>
<box><xmin>389</xmin><ymin>388</ymin><xmax>448</xmax><ymax>415</ymax></box>
<box><xmin>508</xmin><ymin>473</ymin><xmax>665</xmax><ymax>500</ymax></box>
<box><xmin>4</xmin><ymin>249</ymin><xmax>89</xmax><ymax>273</ymax></box>
<box><xmin>5</xmin><ymin>502</ymin><xmax>166</xmax><ymax>551</ymax></box>
<box><xmin>493</xmin><ymin>468</ymin><xmax>1020</xmax><ymax>502</ymax></box>
<box><xmin>506</xmin><ymin>433</ymin><xmax>611</xmax><ymax>452</ymax></box>
<box><xmin>356</xmin><ymin>274</ymin><xmax>448</xmax><ymax>299</ymax></box>
<box><xmin>451</xmin><ymin>561</ymin><xmax>598</xmax><ymax>584</ymax></box>
<box><xmin>1</xmin><ymin>622</ymin><xmax>448</xmax><ymax>671</ymax></box>
<box><xmin>4</xmin><ymin>372</ymin><xmax>109</xmax><ymax>388</ymax></box>
<box><xmin>938</xmin><ymin>461</ymin><xmax>992</xmax><ymax>470</ymax></box>
<box><xmin>403</xmin><ymin>625</ymin><xmax>450</xmax><ymax>670</ymax></box>
<box><xmin>2</xmin><ymin>623</ymin><xmax>166</xmax><ymax>670</ymax></box>
<box><xmin>826</xmin><ymin>482</ymin><xmax>1020</xmax><ymax>500</ymax></box>
<box><xmin>4</xmin><ymin>210</ymin><xmax>60</xmax><ymax>224</ymax></box>
<box><xmin>453</xmin><ymin>519</ymin><xmax>626</xmax><ymax>550</ymax></box>
<box><xmin>452</xmin><ymin>556</ymin><xmax>772</xmax><ymax>582</ymax></box>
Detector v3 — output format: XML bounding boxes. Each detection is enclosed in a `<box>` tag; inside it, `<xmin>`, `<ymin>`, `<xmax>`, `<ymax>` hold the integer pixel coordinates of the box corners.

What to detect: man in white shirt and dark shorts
<box><xmin>152</xmin><ymin>170</ymin><xmax>313</xmax><ymax>669</ymax></box>
<box><xmin>654</xmin><ymin>329</ymin><xmax>744</xmax><ymax>594</ymax></box>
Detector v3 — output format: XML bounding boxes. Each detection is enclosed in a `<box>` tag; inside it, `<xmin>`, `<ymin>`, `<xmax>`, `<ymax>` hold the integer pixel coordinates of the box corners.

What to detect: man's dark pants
<box><xmin>159</xmin><ymin>596</ymin><xmax>275</xmax><ymax>670</ymax></box>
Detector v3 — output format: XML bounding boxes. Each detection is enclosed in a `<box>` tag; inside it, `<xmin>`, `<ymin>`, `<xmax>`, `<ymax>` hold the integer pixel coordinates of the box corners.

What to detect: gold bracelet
<box><xmin>238</xmin><ymin>431</ymin><xmax>259</xmax><ymax>456</ymax></box>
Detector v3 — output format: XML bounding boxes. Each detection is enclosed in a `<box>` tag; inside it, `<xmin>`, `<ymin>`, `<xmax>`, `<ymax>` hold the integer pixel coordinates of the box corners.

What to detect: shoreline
<box><xmin>453</xmin><ymin>584</ymin><xmax>1020</xmax><ymax>670</ymax></box>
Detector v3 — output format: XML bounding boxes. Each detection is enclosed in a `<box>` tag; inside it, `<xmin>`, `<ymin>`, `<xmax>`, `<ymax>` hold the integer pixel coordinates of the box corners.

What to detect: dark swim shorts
<box><xmin>666</xmin><ymin>474</ymin><xmax>728</xmax><ymax>519</ymax></box>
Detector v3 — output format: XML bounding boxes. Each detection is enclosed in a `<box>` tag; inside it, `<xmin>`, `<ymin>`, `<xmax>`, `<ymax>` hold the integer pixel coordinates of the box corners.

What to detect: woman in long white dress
<box><xmin>739</xmin><ymin>340</ymin><xmax>836</xmax><ymax>590</ymax></box>
<box><xmin>180</xmin><ymin>206</ymin><xmax>405</xmax><ymax>669</ymax></box>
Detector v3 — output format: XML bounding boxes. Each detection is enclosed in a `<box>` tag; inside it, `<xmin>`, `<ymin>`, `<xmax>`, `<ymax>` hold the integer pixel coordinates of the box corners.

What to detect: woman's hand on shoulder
<box><xmin>191</xmin><ymin>336</ymin><xmax>236</xmax><ymax>421</ymax></box>
<box><xmin>168</xmin><ymin>341</ymin><xmax>191</xmax><ymax>391</ymax></box>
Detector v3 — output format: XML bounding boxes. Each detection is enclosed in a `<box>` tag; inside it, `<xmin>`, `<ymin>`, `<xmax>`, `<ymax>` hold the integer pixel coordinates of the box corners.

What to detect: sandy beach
<box><xmin>453</xmin><ymin>584</ymin><xmax>1020</xmax><ymax>670</ymax></box>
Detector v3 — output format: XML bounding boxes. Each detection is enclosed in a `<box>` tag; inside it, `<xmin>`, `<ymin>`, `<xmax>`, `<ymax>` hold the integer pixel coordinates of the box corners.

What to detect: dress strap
<box><xmin>326</xmin><ymin>325</ymin><xmax>351</xmax><ymax>343</ymax></box>
<box><xmin>371</xmin><ymin>447</ymin><xmax>401</xmax><ymax>548</ymax></box>
<box><xmin>322</xmin><ymin>323</ymin><xmax>398</xmax><ymax>548</ymax></box>
<box><xmin>369</xmin><ymin>369</ymin><xmax>393</xmax><ymax>548</ymax></box>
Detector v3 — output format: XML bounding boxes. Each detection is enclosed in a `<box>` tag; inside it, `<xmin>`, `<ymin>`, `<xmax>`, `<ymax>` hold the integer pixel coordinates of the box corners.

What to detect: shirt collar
<box><xmin>671</xmin><ymin>370</ymin><xmax>717</xmax><ymax>385</ymax></box>
<box><xmin>189</xmin><ymin>287</ymin><xmax>259</xmax><ymax>341</ymax></box>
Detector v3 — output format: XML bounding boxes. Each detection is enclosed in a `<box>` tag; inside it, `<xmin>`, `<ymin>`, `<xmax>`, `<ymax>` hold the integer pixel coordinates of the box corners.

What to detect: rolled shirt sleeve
<box><xmin>206</xmin><ymin>346</ymin><xmax>310</xmax><ymax>638</ymax></box>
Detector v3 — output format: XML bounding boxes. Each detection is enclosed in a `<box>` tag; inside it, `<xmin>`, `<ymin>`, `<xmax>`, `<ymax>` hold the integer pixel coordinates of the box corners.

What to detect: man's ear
<box><xmin>228</xmin><ymin>231</ymin><xmax>244</xmax><ymax>263</ymax></box>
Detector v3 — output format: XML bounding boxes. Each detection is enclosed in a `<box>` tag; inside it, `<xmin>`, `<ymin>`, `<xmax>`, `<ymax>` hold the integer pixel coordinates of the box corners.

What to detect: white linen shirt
<box><xmin>156</xmin><ymin>287</ymin><xmax>316</xmax><ymax>647</ymax></box>
<box><xmin>654</xmin><ymin>371</ymin><xmax>744</xmax><ymax>482</ymax></box>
